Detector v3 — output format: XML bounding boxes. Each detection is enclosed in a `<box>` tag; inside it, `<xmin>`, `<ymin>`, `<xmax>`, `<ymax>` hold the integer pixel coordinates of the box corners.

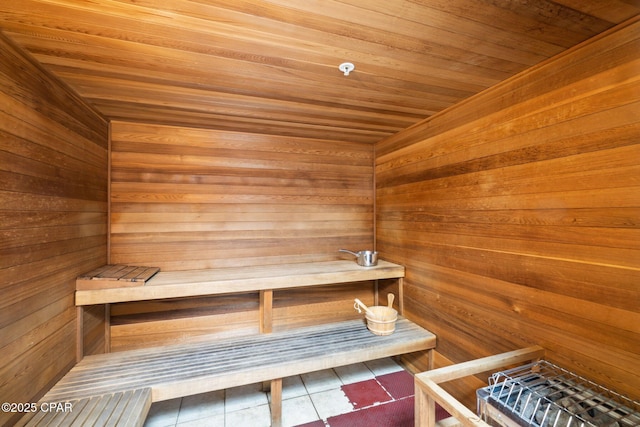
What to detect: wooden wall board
<box><xmin>107</xmin><ymin>278</ymin><xmax>384</xmax><ymax>350</ymax></box>
<box><xmin>81</xmin><ymin>305</ymin><xmax>108</xmax><ymax>356</ymax></box>
<box><xmin>375</xmin><ymin>18</ymin><xmax>640</xmax><ymax>402</ymax></box>
<box><xmin>107</xmin><ymin>121</ymin><xmax>376</xmax><ymax>348</ymax></box>
<box><xmin>109</xmin><ymin>121</ymin><xmax>374</xmax><ymax>270</ymax></box>
<box><xmin>110</xmin><ymin>301</ymin><xmax>261</xmax><ymax>351</ymax></box>
<box><xmin>0</xmin><ymin>31</ymin><xmax>109</xmax><ymax>426</ymax></box>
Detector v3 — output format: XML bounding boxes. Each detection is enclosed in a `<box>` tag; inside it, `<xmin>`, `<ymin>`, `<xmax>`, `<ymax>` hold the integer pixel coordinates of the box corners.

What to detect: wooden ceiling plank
<box><xmin>552</xmin><ymin>0</ymin><xmax>640</xmax><ymax>23</ymax></box>
<box><xmin>1</xmin><ymin>3</ymin><xmax>511</xmax><ymax>86</ymax></box>
<box><xmin>191</xmin><ymin>0</ymin><xmax>561</xmax><ymax>62</ymax></box>
<box><xmin>57</xmin><ymin>72</ymin><xmax>421</xmax><ymax>128</ymax></box>
<box><xmin>407</xmin><ymin>0</ymin><xmax>621</xmax><ymax>41</ymax></box>
<box><xmin>12</xmin><ymin>37</ymin><xmax>461</xmax><ymax>115</ymax></box>
<box><xmin>2</xmin><ymin>0</ymin><xmax>633</xmax><ymax>140</ymax></box>
<box><xmin>99</xmin><ymin>102</ymin><xmax>395</xmax><ymax>143</ymax></box>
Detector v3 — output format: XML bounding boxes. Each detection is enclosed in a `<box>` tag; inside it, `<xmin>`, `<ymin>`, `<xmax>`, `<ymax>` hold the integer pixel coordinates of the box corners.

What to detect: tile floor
<box><xmin>143</xmin><ymin>357</ymin><xmax>414</xmax><ymax>427</ymax></box>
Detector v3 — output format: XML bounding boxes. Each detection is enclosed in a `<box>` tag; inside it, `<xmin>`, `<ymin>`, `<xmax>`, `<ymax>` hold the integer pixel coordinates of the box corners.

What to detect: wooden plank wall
<box><xmin>109</xmin><ymin>122</ymin><xmax>375</xmax><ymax>350</ymax></box>
<box><xmin>0</xmin><ymin>31</ymin><xmax>108</xmax><ymax>426</ymax></box>
<box><xmin>376</xmin><ymin>17</ymin><xmax>640</xmax><ymax>406</ymax></box>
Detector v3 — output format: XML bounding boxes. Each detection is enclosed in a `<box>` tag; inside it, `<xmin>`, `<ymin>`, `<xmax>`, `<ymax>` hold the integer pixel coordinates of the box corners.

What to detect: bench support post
<box><xmin>260</xmin><ymin>290</ymin><xmax>273</xmax><ymax>333</ymax></box>
<box><xmin>270</xmin><ymin>378</ymin><xmax>282</xmax><ymax>427</ymax></box>
<box><xmin>76</xmin><ymin>306</ymin><xmax>84</xmax><ymax>362</ymax></box>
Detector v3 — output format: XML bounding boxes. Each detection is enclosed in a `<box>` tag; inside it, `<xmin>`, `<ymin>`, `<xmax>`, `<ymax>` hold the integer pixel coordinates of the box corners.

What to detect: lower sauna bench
<box><xmin>17</xmin><ymin>317</ymin><xmax>435</xmax><ymax>427</ymax></box>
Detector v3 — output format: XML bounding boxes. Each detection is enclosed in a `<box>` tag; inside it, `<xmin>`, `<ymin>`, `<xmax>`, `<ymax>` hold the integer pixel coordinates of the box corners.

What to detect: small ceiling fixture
<box><xmin>339</xmin><ymin>62</ymin><xmax>355</xmax><ymax>76</ymax></box>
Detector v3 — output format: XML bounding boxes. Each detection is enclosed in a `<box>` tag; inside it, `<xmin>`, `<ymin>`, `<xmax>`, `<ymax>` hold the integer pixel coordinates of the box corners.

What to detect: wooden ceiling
<box><xmin>2</xmin><ymin>1</ymin><xmax>639</xmax><ymax>143</ymax></box>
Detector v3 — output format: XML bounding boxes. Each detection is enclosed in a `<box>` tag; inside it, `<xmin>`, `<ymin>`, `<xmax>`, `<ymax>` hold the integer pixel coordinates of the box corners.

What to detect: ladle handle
<box><xmin>354</xmin><ymin>298</ymin><xmax>374</xmax><ymax>316</ymax></box>
<box><xmin>387</xmin><ymin>293</ymin><xmax>395</xmax><ymax>309</ymax></box>
<box><xmin>339</xmin><ymin>249</ymin><xmax>359</xmax><ymax>257</ymax></box>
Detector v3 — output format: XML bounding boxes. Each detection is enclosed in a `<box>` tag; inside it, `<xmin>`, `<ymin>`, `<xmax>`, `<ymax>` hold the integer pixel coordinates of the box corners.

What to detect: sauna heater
<box><xmin>476</xmin><ymin>360</ymin><xmax>640</xmax><ymax>427</ymax></box>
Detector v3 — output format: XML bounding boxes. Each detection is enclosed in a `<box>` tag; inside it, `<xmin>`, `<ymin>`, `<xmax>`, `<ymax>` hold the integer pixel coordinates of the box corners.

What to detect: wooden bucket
<box><xmin>365</xmin><ymin>306</ymin><xmax>398</xmax><ymax>336</ymax></box>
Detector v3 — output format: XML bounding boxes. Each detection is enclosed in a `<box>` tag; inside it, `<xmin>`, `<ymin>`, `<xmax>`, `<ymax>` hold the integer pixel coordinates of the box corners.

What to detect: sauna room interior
<box><xmin>1</xmin><ymin>1</ymin><xmax>639</xmax><ymax>426</ymax></box>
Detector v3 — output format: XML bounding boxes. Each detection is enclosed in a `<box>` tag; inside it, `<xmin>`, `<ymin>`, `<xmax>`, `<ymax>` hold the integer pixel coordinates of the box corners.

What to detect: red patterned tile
<box><xmin>436</xmin><ymin>403</ymin><xmax>450</xmax><ymax>421</ymax></box>
<box><xmin>326</xmin><ymin>396</ymin><xmax>414</xmax><ymax>427</ymax></box>
<box><xmin>341</xmin><ymin>379</ymin><xmax>392</xmax><ymax>409</ymax></box>
<box><xmin>294</xmin><ymin>367</ymin><xmax>451</xmax><ymax>427</ymax></box>
<box><xmin>377</xmin><ymin>370</ymin><xmax>414</xmax><ymax>400</ymax></box>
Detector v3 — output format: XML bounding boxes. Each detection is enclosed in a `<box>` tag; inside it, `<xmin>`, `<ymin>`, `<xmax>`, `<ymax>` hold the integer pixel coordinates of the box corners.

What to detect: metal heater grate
<box><xmin>477</xmin><ymin>360</ymin><xmax>640</xmax><ymax>427</ymax></box>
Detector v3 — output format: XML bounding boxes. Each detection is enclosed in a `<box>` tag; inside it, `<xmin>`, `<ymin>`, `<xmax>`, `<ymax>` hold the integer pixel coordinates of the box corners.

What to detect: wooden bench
<box><xmin>20</xmin><ymin>317</ymin><xmax>435</xmax><ymax>426</ymax></box>
<box><xmin>20</xmin><ymin>259</ymin><xmax>420</xmax><ymax>426</ymax></box>
<box><xmin>74</xmin><ymin>260</ymin><xmax>407</xmax><ymax>349</ymax></box>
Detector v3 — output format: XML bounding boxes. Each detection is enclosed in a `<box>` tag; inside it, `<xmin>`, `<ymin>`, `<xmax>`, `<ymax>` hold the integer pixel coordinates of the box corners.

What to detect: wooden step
<box><xmin>16</xmin><ymin>389</ymin><xmax>152</xmax><ymax>427</ymax></box>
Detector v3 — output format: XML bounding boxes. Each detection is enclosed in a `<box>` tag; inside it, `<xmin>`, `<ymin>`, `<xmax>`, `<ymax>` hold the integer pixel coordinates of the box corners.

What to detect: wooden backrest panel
<box><xmin>0</xmin><ymin>31</ymin><xmax>109</xmax><ymax>426</ymax></box>
<box><xmin>375</xmin><ymin>17</ymin><xmax>640</xmax><ymax>405</ymax></box>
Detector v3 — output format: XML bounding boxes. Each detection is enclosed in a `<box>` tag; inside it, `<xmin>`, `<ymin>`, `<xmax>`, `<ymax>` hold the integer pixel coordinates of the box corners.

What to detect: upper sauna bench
<box><xmin>75</xmin><ymin>260</ymin><xmax>405</xmax><ymax>306</ymax></box>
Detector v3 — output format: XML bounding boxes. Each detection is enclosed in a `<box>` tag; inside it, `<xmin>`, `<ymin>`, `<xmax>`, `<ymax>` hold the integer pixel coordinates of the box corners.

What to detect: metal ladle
<box><xmin>339</xmin><ymin>249</ymin><xmax>378</xmax><ymax>267</ymax></box>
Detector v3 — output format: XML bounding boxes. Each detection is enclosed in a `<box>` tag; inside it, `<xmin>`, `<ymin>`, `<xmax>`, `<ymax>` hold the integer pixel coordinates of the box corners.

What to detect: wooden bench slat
<box><xmin>113</xmin><ymin>388</ymin><xmax>152</xmax><ymax>427</ymax></box>
<box><xmin>63</xmin><ymin>321</ymin><xmax>376</xmax><ymax>386</ymax></box>
<box><xmin>44</xmin><ymin>318</ymin><xmax>435</xmax><ymax>402</ymax></box>
<box><xmin>94</xmin><ymin>265</ymin><xmax>131</xmax><ymax>280</ymax></box>
<box><xmin>92</xmin><ymin>392</ymin><xmax>124</xmax><ymax>426</ymax></box>
<box><xmin>66</xmin><ymin>317</ymin><xmax>400</xmax><ymax>373</ymax></box>
<box><xmin>72</xmin><ymin>319</ymin><xmax>375</xmax><ymax>369</ymax></box>
<box><xmin>15</xmin><ymin>409</ymin><xmax>47</xmax><ymax>427</ymax></box>
<box><xmin>17</xmin><ymin>389</ymin><xmax>151</xmax><ymax>427</ymax></box>
<box><xmin>50</xmin><ymin>324</ymin><xmax>382</xmax><ymax>392</ymax></box>
<box><xmin>77</xmin><ymin>265</ymin><xmax>115</xmax><ymax>279</ymax></box>
<box><xmin>117</xmin><ymin>266</ymin><xmax>147</xmax><ymax>281</ymax></box>
<box><xmin>69</xmin><ymin>395</ymin><xmax>106</xmax><ymax>426</ymax></box>
<box><xmin>53</xmin><ymin>321</ymin><xmax>398</xmax><ymax>384</ymax></box>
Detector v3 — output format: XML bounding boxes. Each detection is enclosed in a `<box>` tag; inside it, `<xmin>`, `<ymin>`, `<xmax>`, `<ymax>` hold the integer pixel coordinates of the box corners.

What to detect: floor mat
<box><xmin>377</xmin><ymin>370</ymin><xmax>414</xmax><ymax>400</ymax></box>
<box><xmin>295</xmin><ymin>368</ymin><xmax>451</xmax><ymax>426</ymax></box>
<box><xmin>327</xmin><ymin>396</ymin><xmax>414</xmax><ymax>427</ymax></box>
<box><xmin>342</xmin><ymin>379</ymin><xmax>392</xmax><ymax>409</ymax></box>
